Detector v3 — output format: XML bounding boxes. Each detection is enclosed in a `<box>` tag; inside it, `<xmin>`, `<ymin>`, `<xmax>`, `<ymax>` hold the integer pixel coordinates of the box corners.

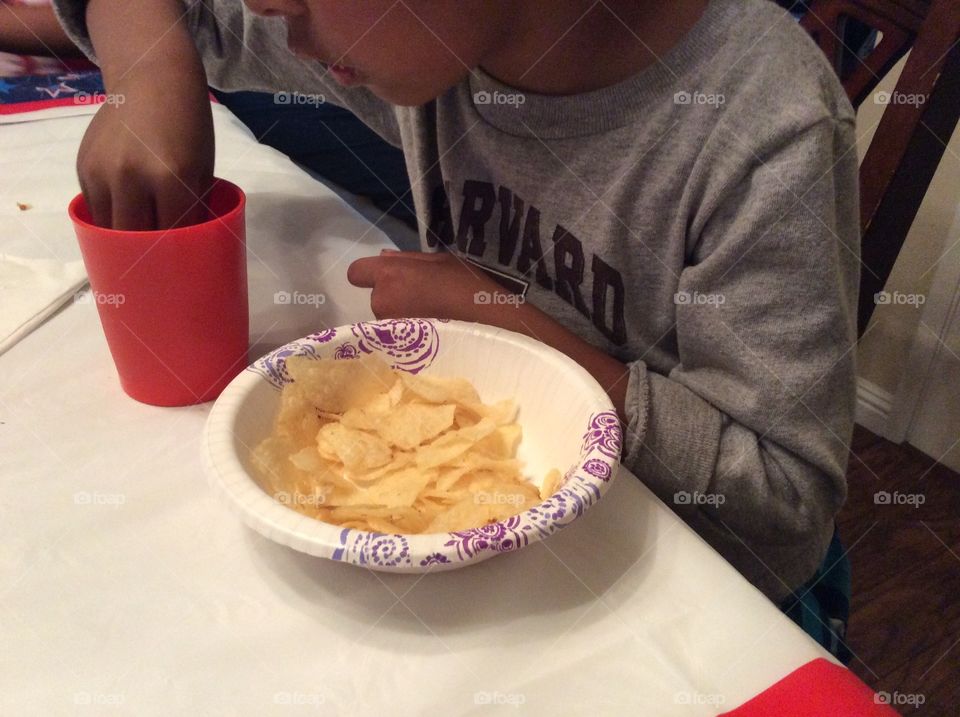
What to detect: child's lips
<box><xmin>324</xmin><ymin>62</ymin><xmax>362</xmax><ymax>87</ymax></box>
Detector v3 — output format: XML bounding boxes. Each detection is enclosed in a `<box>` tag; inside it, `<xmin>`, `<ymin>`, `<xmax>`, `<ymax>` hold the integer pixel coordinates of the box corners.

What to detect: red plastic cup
<box><xmin>69</xmin><ymin>179</ymin><xmax>249</xmax><ymax>406</ymax></box>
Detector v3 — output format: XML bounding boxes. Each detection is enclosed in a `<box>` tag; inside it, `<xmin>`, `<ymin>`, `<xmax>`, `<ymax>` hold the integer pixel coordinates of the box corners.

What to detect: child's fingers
<box><xmin>154</xmin><ymin>178</ymin><xmax>208</xmax><ymax>230</ymax></box>
<box><xmin>347</xmin><ymin>256</ymin><xmax>382</xmax><ymax>288</ymax></box>
<box><xmin>80</xmin><ymin>180</ymin><xmax>113</xmax><ymax>230</ymax></box>
<box><xmin>110</xmin><ymin>177</ymin><xmax>157</xmax><ymax>231</ymax></box>
<box><xmin>350</xmin><ymin>251</ymin><xmax>446</xmax><ymax>287</ymax></box>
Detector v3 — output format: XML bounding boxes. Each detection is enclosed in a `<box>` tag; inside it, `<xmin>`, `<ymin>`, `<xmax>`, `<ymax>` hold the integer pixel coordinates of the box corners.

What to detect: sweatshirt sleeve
<box><xmin>50</xmin><ymin>0</ymin><xmax>402</xmax><ymax>147</ymax></box>
<box><xmin>621</xmin><ymin>116</ymin><xmax>859</xmax><ymax>602</ymax></box>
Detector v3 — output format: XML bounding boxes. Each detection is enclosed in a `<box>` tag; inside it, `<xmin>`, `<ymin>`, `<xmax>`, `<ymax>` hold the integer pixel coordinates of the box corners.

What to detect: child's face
<box><xmin>244</xmin><ymin>0</ymin><xmax>509</xmax><ymax>105</ymax></box>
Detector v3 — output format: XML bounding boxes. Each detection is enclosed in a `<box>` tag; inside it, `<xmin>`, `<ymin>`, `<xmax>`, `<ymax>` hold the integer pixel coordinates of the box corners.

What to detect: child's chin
<box><xmin>369</xmin><ymin>82</ymin><xmax>445</xmax><ymax>107</ymax></box>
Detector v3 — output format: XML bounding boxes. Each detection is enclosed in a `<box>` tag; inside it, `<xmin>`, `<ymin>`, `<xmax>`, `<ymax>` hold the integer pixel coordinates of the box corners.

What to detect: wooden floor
<box><xmin>838</xmin><ymin>425</ymin><xmax>960</xmax><ymax>715</ymax></box>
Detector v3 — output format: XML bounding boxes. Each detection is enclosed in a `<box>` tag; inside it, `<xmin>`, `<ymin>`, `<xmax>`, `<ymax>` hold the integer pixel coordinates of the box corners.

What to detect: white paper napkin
<box><xmin>0</xmin><ymin>253</ymin><xmax>88</xmax><ymax>355</ymax></box>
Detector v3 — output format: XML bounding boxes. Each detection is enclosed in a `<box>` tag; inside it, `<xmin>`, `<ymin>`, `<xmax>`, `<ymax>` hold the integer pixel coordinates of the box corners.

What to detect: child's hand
<box><xmin>77</xmin><ymin>0</ymin><xmax>214</xmax><ymax>231</ymax></box>
<box><xmin>348</xmin><ymin>249</ymin><xmax>629</xmax><ymax>420</ymax></box>
<box><xmin>347</xmin><ymin>250</ymin><xmax>511</xmax><ymax>322</ymax></box>
<box><xmin>77</xmin><ymin>83</ymin><xmax>214</xmax><ymax>231</ymax></box>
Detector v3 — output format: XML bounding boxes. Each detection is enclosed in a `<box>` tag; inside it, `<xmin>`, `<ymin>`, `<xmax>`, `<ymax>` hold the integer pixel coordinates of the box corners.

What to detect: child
<box><xmin>52</xmin><ymin>0</ymin><xmax>859</xmax><ymax>633</ymax></box>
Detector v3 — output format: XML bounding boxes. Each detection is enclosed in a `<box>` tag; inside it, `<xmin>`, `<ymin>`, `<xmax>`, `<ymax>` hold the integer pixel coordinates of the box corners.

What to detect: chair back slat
<box><xmin>798</xmin><ymin>0</ymin><xmax>960</xmax><ymax>336</ymax></box>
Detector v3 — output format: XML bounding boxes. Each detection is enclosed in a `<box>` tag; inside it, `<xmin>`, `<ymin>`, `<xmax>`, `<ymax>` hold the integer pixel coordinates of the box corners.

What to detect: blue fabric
<box><xmin>0</xmin><ymin>69</ymin><xmax>104</xmax><ymax>106</ymax></box>
<box><xmin>779</xmin><ymin>527</ymin><xmax>852</xmax><ymax>663</ymax></box>
<box><xmin>211</xmin><ymin>89</ymin><xmax>416</xmax><ymax>228</ymax></box>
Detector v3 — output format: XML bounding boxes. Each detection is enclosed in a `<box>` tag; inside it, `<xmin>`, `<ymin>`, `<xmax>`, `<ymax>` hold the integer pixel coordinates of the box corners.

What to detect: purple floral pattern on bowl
<box><xmin>445</xmin><ymin>516</ymin><xmax>528</xmax><ymax>561</ymax></box>
<box><xmin>248</xmin><ymin>340</ymin><xmax>320</xmax><ymax>388</ymax></box>
<box><xmin>332</xmin><ymin>530</ymin><xmax>412</xmax><ymax>568</ymax></box>
<box><xmin>420</xmin><ymin>553</ymin><xmax>452</xmax><ymax>567</ymax></box>
<box><xmin>236</xmin><ymin>320</ymin><xmax>621</xmax><ymax>571</ymax></box>
<box><xmin>580</xmin><ymin>411</ymin><xmax>622</xmax><ymax>460</ymax></box>
<box><xmin>306</xmin><ymin>328</ymin><xmax>337</xmax><ymax>343</ymax></box>
<box><xmin>247</xmin><ymin>319</ymin><xmax>441</xmax><ymax>388</ymax></box>
<box><xmin>333</xmin><ymin>343</ymin><xmax>360</xmax><ymax>360</ymax></box>
<box><xmin>582</xmin><ymin>458</ymin><xmax>613</xmax><ymax>481</ymax></box>
<box><xmin>351</xmin><ymin>318</ymin><xmax>439</xmax><ymax>374</ymax></box>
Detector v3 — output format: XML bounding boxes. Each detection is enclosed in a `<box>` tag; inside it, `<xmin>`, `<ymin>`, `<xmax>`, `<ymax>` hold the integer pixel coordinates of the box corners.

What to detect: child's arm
<box><xmin>53</xmin><ymin>0</ymin><xmax>400</xmax><ymax>221</ymax></box>
<box><xmin>53</xmin><ymin>0</ymin><xmax>401</xmax><ymax>229</ymax></box>
<box><xmin>0</xmin><ymin>2</ymin><xmax>84</xmax><ymax>56</ymax></box>
<box><xmin>69</xmin><ymin>0</ymin><xmax>214</xmax><ymax>229</ymax></box>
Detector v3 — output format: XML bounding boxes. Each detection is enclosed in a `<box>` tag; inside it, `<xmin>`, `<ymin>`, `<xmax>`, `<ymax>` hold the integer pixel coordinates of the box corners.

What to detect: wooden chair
<box><xmin>795</xmin><ymin>0</ymin><xmax>960</xmax><ymax>336</ymax></box>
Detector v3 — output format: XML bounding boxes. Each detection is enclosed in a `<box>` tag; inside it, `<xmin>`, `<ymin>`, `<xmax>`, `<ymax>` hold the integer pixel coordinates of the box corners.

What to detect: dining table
<box><xmin>0</xmin><ymin>82</ymin><xmax>897</xmax><ymax>715</ymax></box>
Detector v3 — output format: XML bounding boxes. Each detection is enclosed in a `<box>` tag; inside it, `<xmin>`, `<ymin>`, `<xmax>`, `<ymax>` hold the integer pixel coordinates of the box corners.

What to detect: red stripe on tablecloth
<box><xmin>0</xmin><ymin>97</ymin><xmax>93</xmax><ymax>115</ymax></box>
<box><xmin>0</xmin><ymin>93</ymin><xmax>219</xmax><ymax>116</ymax></box>
<box><xmin>720</xmin><ymin>658</ymin><xmax>900</xmax><ymax>716</ymax></box>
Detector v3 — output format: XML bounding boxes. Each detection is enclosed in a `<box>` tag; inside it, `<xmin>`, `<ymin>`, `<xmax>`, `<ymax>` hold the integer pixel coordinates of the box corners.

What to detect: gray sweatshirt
<box><xmin>54</xmin><ymin>0</ymin><xmax>860</xmax><ymax>602</ymax></box>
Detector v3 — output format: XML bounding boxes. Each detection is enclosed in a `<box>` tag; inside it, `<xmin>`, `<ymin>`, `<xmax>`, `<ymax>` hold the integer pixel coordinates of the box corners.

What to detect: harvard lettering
<box><xmin>427</xmin><ymin>180</ymin><xmax>627</xmax><ymax>345</ymax></box>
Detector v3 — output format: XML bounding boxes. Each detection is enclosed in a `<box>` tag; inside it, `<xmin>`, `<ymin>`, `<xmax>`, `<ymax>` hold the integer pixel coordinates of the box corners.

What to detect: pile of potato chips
<box><xmin>251</xmin><ymin>355</ymin><xmax>562</xmax><ymax>534</ymax></box>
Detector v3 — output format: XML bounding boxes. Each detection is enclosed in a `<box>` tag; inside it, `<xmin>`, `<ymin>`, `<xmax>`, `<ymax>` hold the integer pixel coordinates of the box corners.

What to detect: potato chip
<box><xmin>286</xmin><ymin>355</ymin><xmax>396</xmax><ymax>413</ymax></box>
<box><xmin>359</xmin><ymin>378</ymin><xmax>403</xmax><ymax>416</ymax></box>
<box><xmin>317</xmin><ymin>423</ymin><xmax>392</xmax><ymax>471</ymax></box>
<box><xmin>418</xmin><ymin>487</ymin><xmax>467</xmax><ymax>504</ymax></box>
<box><xmin>414</xmin><ymin>438</ymin><xmax>474</xmax><ymax>470</ymax></box>
<box><xmin>288</xmin><ymin>446</ymin><xmax>324</xmax><ymax>473</ymax></box>
<box><xmin>473</xmin><ymin>424</ymin><xmax>522</xmax><ymax>459</ymax></box>
<box><xmin>252</xmin><ymin>358</ymin><xmax>561</xmax><ymax>534</ymax></box>
<box><xmin>374</xmin><ymin>402</ymin><xmax>456</xmax><ymax>450</ymax></box>
<box><xmin>540</xmin><ymin>468</ymin><xmax>563</xmax><ymax>499</ymax></box>
<box><xmin>399</xmin><ymin>372</ymin><xmax>480</xmax><ymax>405</ymax></box>
<box><xmin>274</xmin><ymin>389</ymin><xmax>326</xmax><ymax>446</ymax></box>
<box><xmin>424</xmin><ymin>496</ymin><xmax>494</xmax><ymax>533</ymax></box>
<box><xmin>435</xmin><ymin>464</ymin><xmax>475</xmax><ymax>491</ymax></box>
<box><xmin>326</xmin><ymin>467</ymin><xmax>436</xmax><ymax>508</ymax></box>
<box><xmin>451</xmin><ymin>454</ymin><xmax>523</xmax><ymax>476</ymax></box>
<box><xmin>339</xmin><ymin>407</ymin><xmax>377</xmax><ymax>432</ymax></box>
<box><xmin>344</xmin><ymin>452</ymin><xmax>415</xmax><ymax>484</ymax></box>
<box><xmin>461</xmin><ymin>398</ymin><xmax>518</xmax><ymax>426</ymax></box>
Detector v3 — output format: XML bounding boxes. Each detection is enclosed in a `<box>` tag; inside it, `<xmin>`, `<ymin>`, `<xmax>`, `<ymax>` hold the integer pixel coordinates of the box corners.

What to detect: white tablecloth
<box><xmin>0</xmin><ymin>103</ymin><xmax>831</xmax><ymax>716</ymax></box>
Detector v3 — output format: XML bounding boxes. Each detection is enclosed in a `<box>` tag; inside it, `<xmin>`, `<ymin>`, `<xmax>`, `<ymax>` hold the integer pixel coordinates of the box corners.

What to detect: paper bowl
<box><xmin>202</xmin><ymin>319</ymin><xmax>622</xmax><ymax>572</ymax></box>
